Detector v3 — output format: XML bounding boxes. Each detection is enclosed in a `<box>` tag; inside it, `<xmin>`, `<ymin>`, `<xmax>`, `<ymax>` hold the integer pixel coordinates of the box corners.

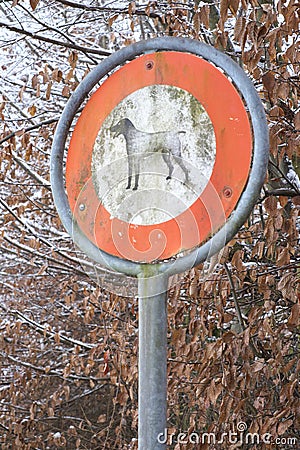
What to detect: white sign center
<box><xmin>92</xmin><ymin>85</ymin><xmax>216</xmax><ymax>225</ymax></box>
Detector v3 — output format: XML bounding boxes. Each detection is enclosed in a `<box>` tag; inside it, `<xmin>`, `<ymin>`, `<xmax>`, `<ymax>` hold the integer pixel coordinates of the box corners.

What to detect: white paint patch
<box><xmin>92</xmin><ymin>85</ymin><xmax>216</xmax><ymax>225</ymax></box>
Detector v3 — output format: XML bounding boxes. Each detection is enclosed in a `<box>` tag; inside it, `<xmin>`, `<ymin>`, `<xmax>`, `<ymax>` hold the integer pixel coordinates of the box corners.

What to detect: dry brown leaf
<box><xmin>277</xmin><ymin>418</ymin><xmax>294</xmax><ymax>436</ymax></box>
<box><xmin>294</xmin><ymin>110</ymin><xmax>300</xmax><ymax>130</ymax></box>
<box><xmin>262</xmin><ymin>71</ymin><xmax>276</xmax><ymax>95</ymax></box>
<box><xmin>278</xmin><ymin>272</ymin><xmax>294</xmax><ymax>299</ymax></box>
<box><xmin>208</xmin><ymin>379</ymin><xmax>223</xmax><ymax>405</ymax></box>
<box><xmin>277</xmin><ymin>81</ymin><xmax>290</xmax><ymax>101</ymax></box>
<box><xmin>68</xmin><ymin>51</ymin><xmax>78</xmax><ymax>69</ymax></box>
<box><xmin>128</xmin><ymin>1</ymin><xmax>136</xmax><ymax>15</ymax></box>
<box><xmin>30</xmin><ymin>0</ymin><xmax>40</xmax><ymax>10</ymax></box>
<box><xmin>193</xmin><ymin>11</ymin><xmax>201</xmax><ymax>35</ymax></box>
<box><xmin>31</xmin><ymin>74</ymin><xmax>39</xmax><ymax>89</ymax></box>
<box><xmin>46</xmin><ymin>81</ymin><xmax>52</xmax><ymax>101</ymax></box>
<box><xmin>200</xmin><ymin>6</ymin><xmax>210</xmax><ymax>29</ymax></box>
<box><xmin>231</xmin><ymin>249</ymin><xmax>244</xmax><ymax>273</ymax></box>
<box><xmin>252</xmin><ymin>360</ymin><xmax>264</xmax><ymax>372</ymax></box>
<box><xmin>52</xmin><ymin>68</ymin><xmax>63</xmax><ymax>82</ymax></box>
<box><xmin>62</xmin><ymin>85</ymin><xmax>70</xmax><ymax>97</ymax></box>
<box><xmin>269</xmin><ymin>105</ymin><xmax>284</xmax><ymax>118</ymax></box>
<box><xmin>229</xmin><ymin>0</ymin><xmax>239</xmax><ymax>15</ymax></box>
<box><xmin>287</xmin><ymin>303</ymin><xmax>300</xmax><ymax>328</ymax></box>
<box><xmin>244</xmin><ymin>327</ymin><xmax>250</xmax><ymax>346</ymax></box>
<box><xmin>108</xmin><ymin>14</ymin><xmax>119</xmax><ymax>27</ymax></box>
<box><xmin>223</xmin><ymin>331</ymin><xmax>236</xmax><ymax>343</ymax></box>
<box><xmin>28</xmin><ymin>104</ymin><xmax>36</xmax><ymax>116</ymax></box>
<box><xmin>220</xmin><ymin>0</ymin><xmax>230</xmax><ymax>26</ymax></box>
<box><xmin>234</xmin><ymin>16</ymin><xmax>246</xmax><ymax>44</ymax></box>
<box><xmin>264</xmin><ymin>196</ymin><xmax>278</xmax><ymax>215</ymax></box>
<box><xmin>277</xmin><ymin>247</ymin><xmax>290</xmax><ymax>266</ymax></box>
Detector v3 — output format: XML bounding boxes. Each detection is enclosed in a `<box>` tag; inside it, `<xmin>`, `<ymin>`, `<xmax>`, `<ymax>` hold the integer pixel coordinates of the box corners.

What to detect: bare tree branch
<box><xmin>0</xmin><ymin>21</ymin><xmax>111</xmax><ymax>56</ymax></box>
<box><xmin>264</xmin><ymin>188</ymin><xmax>300</xmax><ymax>197</ymax></box>
<box><xmin>224</xmin><ymin>262</ymin><xmax>245</xmax><ymax>333</ymax></box>
<box><xmin>0</xmin><ymin>116</ymin><xmax>59</xmax><ymax>147</ymax></box>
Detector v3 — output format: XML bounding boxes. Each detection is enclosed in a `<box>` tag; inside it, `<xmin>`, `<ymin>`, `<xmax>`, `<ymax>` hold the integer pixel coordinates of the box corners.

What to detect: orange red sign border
<box><xmin>66</xmin><ymin>51</ymin><xmax>252</xmax><ymax>262</ymax></box>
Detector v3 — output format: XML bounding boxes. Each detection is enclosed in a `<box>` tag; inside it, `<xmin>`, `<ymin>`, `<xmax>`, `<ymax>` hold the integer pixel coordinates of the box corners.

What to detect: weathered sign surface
<box><xmin>66</xmin><ymin>51</ymin><xmax>252</xmax><ymax>262</ymax></box>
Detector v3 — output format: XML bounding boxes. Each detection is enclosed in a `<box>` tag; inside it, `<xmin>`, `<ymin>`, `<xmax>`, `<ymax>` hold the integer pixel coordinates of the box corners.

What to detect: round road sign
<box><xmin>66</xmin><ymin>51</ymin><xmax>252</xmax><ymax>262</ymax></box>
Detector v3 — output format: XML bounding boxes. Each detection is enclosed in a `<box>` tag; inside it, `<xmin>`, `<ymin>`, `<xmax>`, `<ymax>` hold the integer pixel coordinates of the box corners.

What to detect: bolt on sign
<box><xmin>66</xmin><ymin>51</ymin><xmax>253</xmax><ymax>263</ymax></box>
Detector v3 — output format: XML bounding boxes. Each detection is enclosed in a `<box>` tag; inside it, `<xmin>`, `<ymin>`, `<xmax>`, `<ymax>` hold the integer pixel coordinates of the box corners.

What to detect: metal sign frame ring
<box><xmin>50</xmin><ymin>37</ymin><xmax>269</xmax><ymax>278</ymax></box>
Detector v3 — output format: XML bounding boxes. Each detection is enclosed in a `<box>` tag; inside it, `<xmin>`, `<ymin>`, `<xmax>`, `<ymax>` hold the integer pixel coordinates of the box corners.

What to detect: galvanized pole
<box><xmin>50</xmin><ymin>35</ymin><xmax>269</xmax><ymax>450</ymax></box>
<box><xmin>138</xmin><ymin>269</ymin><xmax>169</xmax><ymax>449</ymax></box>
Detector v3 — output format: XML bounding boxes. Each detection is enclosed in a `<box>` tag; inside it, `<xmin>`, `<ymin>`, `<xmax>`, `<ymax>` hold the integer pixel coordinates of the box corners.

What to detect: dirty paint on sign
<box><xmin>66</xmin><ymin>51</ymin><xmax>252</xmax><ymax>262</ymax></box>
<box><xmin>91</xmin><ymin>85</ymin><xmax>216</xmax><ymax>225</ymax></box>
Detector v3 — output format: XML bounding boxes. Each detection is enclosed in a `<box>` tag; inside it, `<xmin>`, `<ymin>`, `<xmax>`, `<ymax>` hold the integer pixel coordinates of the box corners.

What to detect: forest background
<box><xmin>0</xmin><ymin>0</ymin><xmax>299</xmax><ymax>449</ymax></box>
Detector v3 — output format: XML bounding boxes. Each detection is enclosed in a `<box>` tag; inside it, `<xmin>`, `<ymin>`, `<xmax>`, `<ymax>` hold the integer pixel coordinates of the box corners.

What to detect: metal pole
<box><xmin>138</xmin><ymin>269</ymin><xmax>169</xmax><ymax>449</ymax></box>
